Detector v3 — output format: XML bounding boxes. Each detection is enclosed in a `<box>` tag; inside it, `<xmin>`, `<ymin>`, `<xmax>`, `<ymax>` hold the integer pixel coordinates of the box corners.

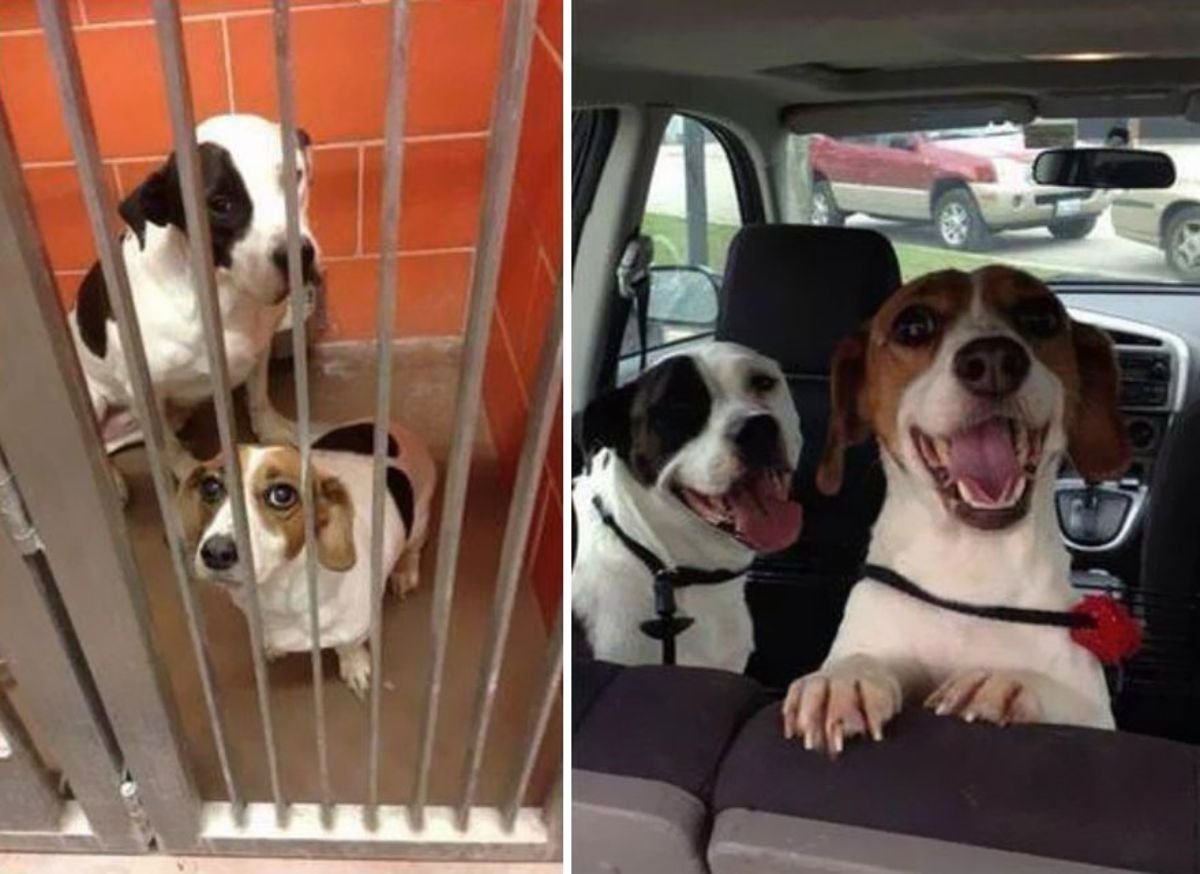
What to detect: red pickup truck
<box><xmin>808</xmin><ymin>127</ymin><xmax>1109</xmax><ymax>250</ymax></box>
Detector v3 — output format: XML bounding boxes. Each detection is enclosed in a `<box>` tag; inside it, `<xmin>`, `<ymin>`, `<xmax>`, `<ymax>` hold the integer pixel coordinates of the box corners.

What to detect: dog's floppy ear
<box><xmin>315</xmin><ymin>470</ymin><xmax>356</xmax><ymax>571</ymax></box>
<box><xmin>816</xmin><ymin>329</ymin><xmax>871</xmax><ymax>496</ymax></box>
<box><xmin>1067</xmin><ymin>321</ymin><xmax>1130</xmax><ymax>482</ymax></box>
<box><xmin>118</xmin><ymin>155</ymin><xmax>177</xmax><ymax>249</ymax></box>
<box><xmin>581</xmin><ymin>379</ymin><xmax>638</xmax><ymax>462</ymax></box>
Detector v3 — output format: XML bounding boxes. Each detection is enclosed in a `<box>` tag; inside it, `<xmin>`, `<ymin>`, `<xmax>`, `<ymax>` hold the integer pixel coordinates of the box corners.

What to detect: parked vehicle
<box><xmin>808</xmin><ymin>128</ymin><xmax>1109</xmax><ymax>250</ymax></box>
<box><xmin>1112</xmin><ymin>181</ymin><xmax>1200</xmax><ymax>281</ymax></box>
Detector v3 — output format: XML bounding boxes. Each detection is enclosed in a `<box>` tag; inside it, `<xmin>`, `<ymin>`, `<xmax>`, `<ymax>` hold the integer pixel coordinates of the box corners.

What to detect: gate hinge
<box><xmin>0</xmin><ymin>453</ymin><xmax>43</xmax><ymax>556</ymax></box>
<box><xmin>119</xmin><ymin>775</ymin><xmax>155</xmax><ymax>845</ymax></box>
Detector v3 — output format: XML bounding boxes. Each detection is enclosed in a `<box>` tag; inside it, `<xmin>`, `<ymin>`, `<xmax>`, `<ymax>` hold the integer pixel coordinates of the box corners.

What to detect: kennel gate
<box><xmin>0</xmin><ymin>0</ymin><xmax>562</xmax><ymax>859</ymax></box>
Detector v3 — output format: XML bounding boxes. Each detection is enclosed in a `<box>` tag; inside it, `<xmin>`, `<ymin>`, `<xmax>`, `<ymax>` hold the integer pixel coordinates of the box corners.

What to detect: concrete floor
<box><xmin>113</xmin><ymin>339</ymin><xmax>559</xmax><ymax>809</ymax></box>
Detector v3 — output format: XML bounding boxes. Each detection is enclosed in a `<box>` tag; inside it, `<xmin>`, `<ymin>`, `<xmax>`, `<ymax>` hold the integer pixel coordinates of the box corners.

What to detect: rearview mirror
<box><xmin>1032</xmin><ymin>148</ymin><xmax>1176</xmax><ymax>189</ymax></box>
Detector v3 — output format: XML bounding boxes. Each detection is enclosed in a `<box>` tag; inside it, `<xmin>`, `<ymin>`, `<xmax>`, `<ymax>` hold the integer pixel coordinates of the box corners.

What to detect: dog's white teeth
<box><xmin>955</xmin><ymin>477</ymin><xmax>1025</xmax><ymax>510</ymax></box>
<box><xmin>934</xmin><ymin>437</ymin><xmax>951</xmax><ymax>466</ymax></box>
<box><xmin>1014</xmin><ymin>425</ymin><xmax>1029</xmax><ymax>464</ymax></box>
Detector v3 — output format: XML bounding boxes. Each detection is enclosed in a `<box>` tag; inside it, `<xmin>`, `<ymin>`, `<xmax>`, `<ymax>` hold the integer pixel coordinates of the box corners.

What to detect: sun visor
<box><xmin>783</xmin><ymin>96</ymin><xmax>1036</xmax><ymax>137</ymax></box>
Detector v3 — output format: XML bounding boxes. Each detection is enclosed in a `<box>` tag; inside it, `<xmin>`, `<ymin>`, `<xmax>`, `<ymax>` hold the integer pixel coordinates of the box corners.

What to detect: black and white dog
<box><xmin>69</xmin><ymin>113</ymin><xmax>321</xmax><ymax>497</ymax></box>
<box><xmin>573</xmin><ymin>342</ymin><xmax>804</xmax><ymax>670</ymax></box>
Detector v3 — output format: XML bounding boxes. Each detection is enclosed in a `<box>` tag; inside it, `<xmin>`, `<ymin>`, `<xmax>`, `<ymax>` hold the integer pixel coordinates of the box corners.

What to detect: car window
<box><xmin>617</xmin><ymin>115</ymin><xmax>744</xmax><ymax>382</ymax></box>
<box><xmin>786</xmin><ymin>116</ymin><xmax>1200</xmax><ymax>286</ymax></box>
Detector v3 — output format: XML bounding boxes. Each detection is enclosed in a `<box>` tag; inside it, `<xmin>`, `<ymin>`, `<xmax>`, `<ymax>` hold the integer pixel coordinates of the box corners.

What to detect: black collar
<box><xmin>861</xmin><ymin>563</ymin><xmax>1095</xmax><ymax>631</ymax></box>
<box><xmin>591</xmin><ymin>495</ymin><xmax>751</xmax><ymax>664</ymax></box>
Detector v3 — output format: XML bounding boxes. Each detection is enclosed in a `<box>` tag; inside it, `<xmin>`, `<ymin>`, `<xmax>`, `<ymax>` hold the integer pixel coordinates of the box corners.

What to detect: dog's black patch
<box><xmin>386</xmin><ymin>467</ymin><xmax>414</xmax><ymax>534</ymax></box>
<box><xmin>75</xmin><ymin>261</ymin><xmax>112</xmax><ymax>358</ymax></box>
<box><xmin>313</xmin><ymin>423</ymin><xmax>400</xmax><ymax>458</ymax></box>
<box><xmin>118</xmin><ymin>143</ymin><xmax>253</xmax><ymax>270</ymax></box>
<box><xmin>582</xmin><ymin>356</ymin><xmax>711</xmax><ymax>485</ymax></box>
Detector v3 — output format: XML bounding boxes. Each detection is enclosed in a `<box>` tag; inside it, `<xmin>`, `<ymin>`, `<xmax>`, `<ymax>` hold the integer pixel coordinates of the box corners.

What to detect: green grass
<box><xmin>891</xmin><ymin>242</ymin><xmax>1057</xmax><ymax>283</ymax></box>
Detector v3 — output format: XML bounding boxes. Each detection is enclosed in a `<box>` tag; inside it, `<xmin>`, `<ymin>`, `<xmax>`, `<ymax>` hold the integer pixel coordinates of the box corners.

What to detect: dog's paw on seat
<box><xmin>337</xmin><ymin>643</ymin><xmax>371</xmax><ymax>700</ymax></box>
<box><xmin>782</xmin><ymin>657</ymin><xmax>901</xmax><ymax>757</ymax></box>
<box><xmin>925</xmin><ymin>668</ymin><xmax>1043</xmax><ymax>726</ymax></box>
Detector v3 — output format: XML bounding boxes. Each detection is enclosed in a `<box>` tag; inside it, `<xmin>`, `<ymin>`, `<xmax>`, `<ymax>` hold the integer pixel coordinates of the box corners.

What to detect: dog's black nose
<box><xmin>200</xmin><ymin>535</ymin><xmax>238</xmax><ymax>571</ymax></box>
<box><xmin>734</xmin><ymin>414</ymin><xmax>781</xmax><ymax>468</ymax></box>
<box><xmin>953</xmin><ymin>336</ymin><xmax>1031</xmax><ymax>398</ymax></box>
<box><xmin>271</xmin><ymin>237</ymin><xmax>317</xmax><ymax>284</ymax></box>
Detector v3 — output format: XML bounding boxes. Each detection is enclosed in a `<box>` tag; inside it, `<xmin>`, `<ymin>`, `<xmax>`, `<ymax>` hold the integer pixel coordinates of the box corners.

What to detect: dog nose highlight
<box><xmin>200</xmin><ymin>535</ymin><xmax>238</xmax><ymax>571</ymax></box>
<box><xmin>271</xmin><ymin>237</ymin><xmax>317</xmax><ymax>283</ymax></box>
<box><xmin>734</xmin><ymin>414</ymin><xmax>781</xmax><ymax>468</ymax></box>
<box><xmin>953</xmin><ymin>336</ymin><xmax>1031</xmax><ymax>398</ymax></box>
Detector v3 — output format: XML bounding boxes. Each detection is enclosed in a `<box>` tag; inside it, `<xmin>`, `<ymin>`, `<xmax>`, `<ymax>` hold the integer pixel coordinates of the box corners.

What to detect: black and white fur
<box><xmin>573</xmin><ymin>342</ymin><xmax>803</xmax><ymax>670</ymax></box>
<box><xmin>69</xmin><ymin>113</ymin><xmax>321</xmax><ymax>497</ymax></box>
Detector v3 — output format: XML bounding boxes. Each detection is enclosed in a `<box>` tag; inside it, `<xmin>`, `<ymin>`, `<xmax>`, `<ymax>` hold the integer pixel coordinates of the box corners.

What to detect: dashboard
<box><xmin>1055</xmin><ymin>285</ymin><xmax>1200</xmax><ymax>568</ymax></box>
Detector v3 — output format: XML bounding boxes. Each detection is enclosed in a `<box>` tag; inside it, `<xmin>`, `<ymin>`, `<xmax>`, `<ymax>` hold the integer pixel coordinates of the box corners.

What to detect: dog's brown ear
<box><xmin>175</xmin><ymin>465</ymin><xmax>209</xmax><ymax>550</ymax></box>
<box><xmin>315</xmin><ymin>472</ymin><xmax>356</xmax><ymax>572</ymax></box>
<box><xmin>816</xmin><ymin>330</ymin><xmax>871</xmax><ymax>496</ymax></box>
<box><xmin>1067</xmin><ymin>321</ymin><xmax>1131</xmax><ymax>482</ymax></box>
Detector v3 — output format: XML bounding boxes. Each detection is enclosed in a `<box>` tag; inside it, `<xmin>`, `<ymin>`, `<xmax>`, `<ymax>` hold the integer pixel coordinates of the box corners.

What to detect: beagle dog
<box><xmin>70</xmin><ymin>113</ymin><xmax>322</xmax><ymax>499</ymax></box>
<box><xmin>573</xmin><ymin>342</ymin><xmax>804</xmax><ymax>670</ymax></box>
<box><xmin>176</xmin><ymin>421</ymin><xmax>436</xmax><ymax>697</ymax></box>
<box><xmin>782</xmin><ymin>266</ymin><xmax>1130</xmax><ymax>753</ymax></box>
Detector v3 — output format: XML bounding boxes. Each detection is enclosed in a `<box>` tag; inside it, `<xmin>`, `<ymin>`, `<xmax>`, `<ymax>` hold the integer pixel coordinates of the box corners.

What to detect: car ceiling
<box><xmin>574</xmin><ymin>0</ymin><xmax>1200</xmax><ymax>131</ymax></box>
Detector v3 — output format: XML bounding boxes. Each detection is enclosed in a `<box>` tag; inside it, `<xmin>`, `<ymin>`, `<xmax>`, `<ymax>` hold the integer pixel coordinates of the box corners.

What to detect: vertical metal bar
<box><xmin>271</xmin><ymin>0</ymin><xmax>331</xmax><ymax>824</ymax></box>
<box><xmin>502</xmin><ymin>606</ymin><xmax>562</xmax><ymax>830</ymax></box>
<box><xmin>151</xmin><ymin>0</ymin><xmax>284</xmax><ymax>820</ymax></box>
<box><xmin>366</xmin><ymin>0</ymin><xmax>411</xmax><ymax>827</ymax></box>
<box><xmin>413</xmin><ymin>0</ymin><xmax>539</xmax><ymax>827</ymax></box>
<box><xmin>35</xmin><ymin>0</ymin><xmax>241</xmax><ymax>813</ymax></box>
<box><xmin>457</xmin><ymin>283</ymin><xmax>562</xmax><ymax>827</ymax></box>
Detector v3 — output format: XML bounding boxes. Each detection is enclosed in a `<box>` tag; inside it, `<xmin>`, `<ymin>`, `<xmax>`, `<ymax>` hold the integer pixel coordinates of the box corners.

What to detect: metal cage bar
<box><xmin>366</xmin><ymin>0</ymin><xmax>412</xmax><ymax>824</ymax></box>
<box><xmin>414</xmin><ymin>0</ymin><xmax>540</xmax><ymax>827</ymax></box>
<box><xmin>271</xmin><ymin>0</ymin><xmax>331</xmax><ymax>822</ymax></box>
<box><xmin>35</xmin><ymin>0</ymin><xmax>242</xmax><ymax>814</ymax></box>
<box><xmin>502</xmin><ymin>606</ymin><xmax>562</xmax><ymax>831</ymax></box>
<box><xmin>458</xmin><ymin>284</ymin><xmax>563</xmax><ymax>826</ymax></box>
<box><xmin>151</xmin><ymin>0</ymin><xmax>285</xmax><ymax>820</ymax></box>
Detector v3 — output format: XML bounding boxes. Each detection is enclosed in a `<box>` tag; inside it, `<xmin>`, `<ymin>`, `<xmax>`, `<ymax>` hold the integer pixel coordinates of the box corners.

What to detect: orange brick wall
<box><xmin>482</xmin><ymin>0</ymin><xmax>561</xmax><ymax>624</ymax></box>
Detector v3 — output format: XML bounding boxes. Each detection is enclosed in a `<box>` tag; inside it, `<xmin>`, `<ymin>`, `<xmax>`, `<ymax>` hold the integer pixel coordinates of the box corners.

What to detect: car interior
<box><xmin>571</xmin><ymin>2</ymin><xmax>1200</xmax><ymax>871</ymax></box>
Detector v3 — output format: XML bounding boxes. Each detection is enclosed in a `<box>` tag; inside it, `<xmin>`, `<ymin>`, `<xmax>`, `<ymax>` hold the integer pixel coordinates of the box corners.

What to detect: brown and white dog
<box><xmin>175</xmin><ymin>421</ymin><xmax>436</xmax><ymax>697</ymax></box>
<box><xmin>782</xmin><ymin>265</ymin><xmax>1130</xmax><ymax>753</ymax></box>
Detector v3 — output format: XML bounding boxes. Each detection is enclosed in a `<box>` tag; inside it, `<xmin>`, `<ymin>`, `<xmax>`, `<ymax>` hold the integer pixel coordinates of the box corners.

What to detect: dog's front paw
<box><xmin>337</xmin><ymin>645</ymin><xmax>371</xmax><ymax>700</ymax></box>
<box><xmin>252</xmin><ymin>411</ymin><xmax>297</xmax><ymax>447</ymax></box>
<box><xmin>925</xmin><ymin>669</ymin><xmax>1042</xmax><ymax>726</ymax></box>
<box><xmin>782</xmin><ymin>665</ymin><xmax>899</xmax><ymax>756</ymax></box>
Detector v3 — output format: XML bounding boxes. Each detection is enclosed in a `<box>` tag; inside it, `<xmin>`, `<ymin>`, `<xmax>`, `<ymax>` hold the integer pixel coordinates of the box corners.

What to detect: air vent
<box><xmin>1103</xmin><ymin>328</ymin><xmax>1162</xmax><ymax>347</ymax></box>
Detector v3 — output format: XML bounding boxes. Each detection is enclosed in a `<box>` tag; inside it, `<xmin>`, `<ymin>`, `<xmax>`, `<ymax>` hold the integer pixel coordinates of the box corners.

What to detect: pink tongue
<box><xmin>947</xmin><ymin>419</ymin><xmax>1019</xmax><ymax>502</ymax></box>
<box><xmin>727</xmin><ymin>472</ymin><xmax>803</xmax><ymax>553</ymax></box>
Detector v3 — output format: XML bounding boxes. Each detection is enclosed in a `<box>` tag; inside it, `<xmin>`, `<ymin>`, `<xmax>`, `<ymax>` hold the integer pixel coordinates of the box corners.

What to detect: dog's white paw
<box><xmin>388</xmin><ymin>565</ymin><xmax>420</xmax><ymax>599</ymax></box>
<box><xmin>782</xmin><ymin>664</ymin><xmax>899</xmax><ymax>756</ymax></box>
<box><xmin>925</xmin><ymin>669</ymin><xmax>1042</xmax><ymax>726</ymax></box>
<box><xmin>337</xmin><ymin>646</ymin><xmax>371</xmax><ymax>700</ymax></box>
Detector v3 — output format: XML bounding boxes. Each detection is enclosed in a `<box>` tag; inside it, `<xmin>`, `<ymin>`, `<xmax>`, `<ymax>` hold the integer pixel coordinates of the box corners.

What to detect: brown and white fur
<box><xmin>176</xmin><ymin>421</ymin><xmax>436</xmax><ymax>697</ymax></box>
<box><xmin>782</xmin><ymin>265</ymin><xmax>1130</xmax><ymax>754</ymax></box>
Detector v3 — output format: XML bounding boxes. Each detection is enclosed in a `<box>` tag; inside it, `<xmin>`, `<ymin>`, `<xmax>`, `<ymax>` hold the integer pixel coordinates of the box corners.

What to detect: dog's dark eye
<box><xmin>264</xmin><ymin>483</ymin><xmax>298</xmax><ymax>511</ymax></box>
<box><xmin>199</xmin><ymin>475</ymin><xmax>225</xmax><ymax>504</ymax></box>
<box><xmin>891</xmin><ymin>304</ymin><xmax>938</xmax><ymax>347</ymax></box>
<box><xmin>208</xmin><ymin>194</ymin><xmax>233</xmax><ymax>216</ymax></box>
<box><xmin>1010</xmin><ymin>298</ymin><xmax>1064</xmax><ymax>339</ymax></box>
<box><xmin>748</xmin><ymin>372</ymin><xmax>778</xmax><ymax>393</ymax></box>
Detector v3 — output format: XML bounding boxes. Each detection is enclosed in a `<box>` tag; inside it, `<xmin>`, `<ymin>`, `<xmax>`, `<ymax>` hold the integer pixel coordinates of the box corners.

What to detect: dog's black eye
<box><xmin>264</xmin><ymin>483</ymin><xmax>298</xmax><ymax>511</ymax></box>
<box><xmin>891</xmin><ymin>304</ymin><xmax>938</xmax><ymax>347</ymax></box>
<box><xmin>748</xmin><ymin>372</ymin><xmax>778</xmax><ymax>393</ymax></box>
<box><xmin>208</xmin><ymin>194</ymin><xmax>233</xmax><ymax>216</ymax></box>
<box><xmin>1010</xmin><ymin>297</ymin><xmax>1064</xmax><ymax>339</ymax></box>
<box><xmin>199</xmin><ymin>475</ymin><xmax>225</xmax><ymax>504</ymax></box>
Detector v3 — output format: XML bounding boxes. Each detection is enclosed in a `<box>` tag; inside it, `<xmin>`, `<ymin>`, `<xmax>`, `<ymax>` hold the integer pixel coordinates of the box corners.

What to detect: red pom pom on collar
<box><xmin>1070</xmin><ymin>595</ymin><xmax>1142</xmax><ymax>664</ymax></box>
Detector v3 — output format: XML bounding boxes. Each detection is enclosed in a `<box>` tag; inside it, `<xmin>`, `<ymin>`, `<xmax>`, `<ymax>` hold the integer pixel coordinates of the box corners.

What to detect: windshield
<box><xmin>785</xmin><ymin>116</ymin><xmax>1200</xmax><ymax>285</ymax></box>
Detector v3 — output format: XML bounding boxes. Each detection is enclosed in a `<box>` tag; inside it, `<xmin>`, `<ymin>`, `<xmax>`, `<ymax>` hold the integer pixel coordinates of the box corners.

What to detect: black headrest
<box><xmin>716</xmin><ymin>225</ymin><xmax>901</xmax><ymax>375</ymax></box>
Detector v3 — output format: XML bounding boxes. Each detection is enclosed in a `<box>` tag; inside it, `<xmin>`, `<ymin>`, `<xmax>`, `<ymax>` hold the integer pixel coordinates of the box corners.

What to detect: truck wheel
<box><xmin>1165</xmin><ymin>207</ymin><xmax>1200</xmax><ymax>281</ymax></box>
<box><xmin>934</xmin><ymin>188</ymin><xmax>990</xmax><ymax>251</ymax></box>
<box><xmin>810</xmin><ymin>180</ymin><xmax>845</xmax><ymax>227</ymax></box>
<box><xmin>1048</xmin><ymin>216</ymin><xmax>1099</xmax><ymax>240</ymax></box>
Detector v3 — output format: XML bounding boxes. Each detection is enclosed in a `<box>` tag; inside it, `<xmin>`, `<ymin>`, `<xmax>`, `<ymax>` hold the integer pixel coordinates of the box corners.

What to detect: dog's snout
<box><xmin>271</xmin><ymin>237</ymin><xmax>317</xmax><ymax>283</ymax></box>
<box><xmin>953</xmin><ymin>336</ymin><xmax>1030</xmax><ymax>398</ymax></box>
<box><xmin>734</xmin><ymin>414</ymin><xmax>781</xmax><ymax>468</ymax></box>
<box><xmin>200</xmin><ymin>535</ymin><xmax>238</xmax><ymax>571</ymax></box>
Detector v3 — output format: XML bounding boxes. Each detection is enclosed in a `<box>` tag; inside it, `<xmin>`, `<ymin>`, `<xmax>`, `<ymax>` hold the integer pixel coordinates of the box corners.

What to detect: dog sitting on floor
<box><xmin>175</xmin><ymin>421</ymin><xmax>436</xmax><ymax>697</ymax></box>
<box><xmin>69</xmin><ymin>113</ymin><xmax>322</xmax><ymax>500</ymax></box>
<box><xmin>573</xmin><ymin>342</ymin><xmax>804</xmax><ymax>670</ymax></box>
<box><xmin>782</xmin><ymin>266</ymin><xmax>1131</xmax><ymax>754</ymax></box>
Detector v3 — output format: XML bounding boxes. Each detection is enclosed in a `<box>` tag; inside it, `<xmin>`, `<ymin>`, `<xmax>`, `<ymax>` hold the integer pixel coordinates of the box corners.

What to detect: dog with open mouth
<box><xmin>782</xmin><ymin>265</ymin><xmax>1131</xmax><ymax>753</ymax></box>
<box><xmin>573</xmin><ymin>342</ymin><xmax>804</xmax><ymax>670</ymax></box>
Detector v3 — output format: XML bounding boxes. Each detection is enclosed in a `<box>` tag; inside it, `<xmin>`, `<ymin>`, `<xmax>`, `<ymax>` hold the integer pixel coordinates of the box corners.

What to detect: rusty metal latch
<box><xmin>0</xmin><ymin>451</ymin><xmax>42</xmax><ymax>556</ymax></box>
